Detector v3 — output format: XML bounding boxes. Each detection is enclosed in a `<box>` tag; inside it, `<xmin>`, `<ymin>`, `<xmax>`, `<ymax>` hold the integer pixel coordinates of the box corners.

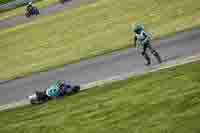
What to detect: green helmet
<box><xmin>133</xmin><ymin>24</ymin><xmax>144</xmax><ymax>33</ymax></box>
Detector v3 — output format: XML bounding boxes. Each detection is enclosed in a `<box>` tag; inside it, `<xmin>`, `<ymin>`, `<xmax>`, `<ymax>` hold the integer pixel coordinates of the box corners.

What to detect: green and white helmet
<box><xmin>133</xmin><ymin>24</ymin><xmax>144</xmax><ymax>33</ymax></box>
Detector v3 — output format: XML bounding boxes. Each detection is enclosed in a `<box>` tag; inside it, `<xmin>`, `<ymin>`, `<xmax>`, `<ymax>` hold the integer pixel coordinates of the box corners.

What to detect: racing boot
<box><xmin>143</xmin><ymin>53</ymin><xmax>151</xmax><ymax>66</ymax></box>
<box><xmin>151</xmin><ymin>50</ymin><xmax>162</xmax><ymax>64</ymax></box>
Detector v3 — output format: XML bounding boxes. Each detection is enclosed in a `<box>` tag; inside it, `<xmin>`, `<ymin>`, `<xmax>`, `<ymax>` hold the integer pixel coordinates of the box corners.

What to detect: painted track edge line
<box><xmin>1</xmin><ymin>53</ymin><xmax>200</xmax><ymax>112</ymax></box>
<box><xmin>82</xmin><ymin>53</ymin><xmax>200</xmax><ymax>89</ymax></box>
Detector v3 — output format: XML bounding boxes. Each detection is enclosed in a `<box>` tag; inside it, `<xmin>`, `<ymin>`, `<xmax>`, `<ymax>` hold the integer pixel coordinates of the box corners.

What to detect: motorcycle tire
<box><xmin>25</xmin><ymin>12</ymin><xmax>31</xmax><ymax>18</ymax></box>
<box><xmin>72</xmin><ymin>85</ymin><xmax>80</xmax><ymax>93</ymax></box>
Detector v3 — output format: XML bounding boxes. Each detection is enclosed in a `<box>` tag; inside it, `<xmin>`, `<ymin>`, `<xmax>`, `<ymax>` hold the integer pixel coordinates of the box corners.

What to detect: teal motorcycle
<box><xmin>28</xmin><ymin>80</ymin><xmax>80</xmax><ymax>104</ymax></box>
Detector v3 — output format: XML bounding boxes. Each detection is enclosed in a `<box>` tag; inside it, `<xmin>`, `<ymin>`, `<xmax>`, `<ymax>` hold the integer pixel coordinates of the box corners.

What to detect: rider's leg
<box><xmin>142</xmin><ymin>43</ymin><xmax>151</xmax><ymax>65</ymax></box>
<box><xmin>148</xmin><ymin>43</ymin><xmax>162</xmax><ymax>63</ymax></box>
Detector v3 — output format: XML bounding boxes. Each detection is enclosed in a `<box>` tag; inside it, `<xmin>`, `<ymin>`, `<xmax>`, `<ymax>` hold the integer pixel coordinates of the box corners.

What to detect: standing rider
<box><xmin>133</xmin><ymin>24</ymin><xmax>162</xmax><ymax>65</ymax></box>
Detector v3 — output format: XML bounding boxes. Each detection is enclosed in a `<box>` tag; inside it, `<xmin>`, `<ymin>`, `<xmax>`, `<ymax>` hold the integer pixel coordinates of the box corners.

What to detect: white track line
<box><xmin>82</xmin><ymin>53</ymin><xmax>200</xmax><ymax>89</ymax></box>
<box><xmin>1</xmin><ymin>53</ymin><xmax>200</xmax><ymax>111</ymax></box>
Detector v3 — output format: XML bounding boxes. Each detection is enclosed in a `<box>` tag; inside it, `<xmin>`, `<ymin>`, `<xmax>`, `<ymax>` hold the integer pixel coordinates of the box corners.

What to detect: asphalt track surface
<box><xmin>0</xmin><ymin>0</ymin><xmax>96</xmax><ymax>30</ymax></box>
<box><xmin>0</xmin><ymin>29</ymin><xmax>200</xmax><ymax>106</ymax></box>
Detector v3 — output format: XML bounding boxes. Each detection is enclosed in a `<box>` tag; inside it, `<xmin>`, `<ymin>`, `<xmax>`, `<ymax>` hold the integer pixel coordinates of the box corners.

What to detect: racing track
<box><xmin>0</xmin><ymin>0</ymin><xmax>96</xmax><ymax>30</ymax></box>
<box><xmin>0</xmin><ymin>29</ymin><xmax>200</xmax><ymax>106</ymax></box>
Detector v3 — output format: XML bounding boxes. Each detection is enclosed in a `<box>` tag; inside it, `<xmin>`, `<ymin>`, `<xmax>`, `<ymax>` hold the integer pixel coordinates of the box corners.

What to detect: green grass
<box><xmin>0</xmin><ymin>0</ymin><xmax>15</xmax><ymax>4</ymax></box>
<box><xmin>0</xmin><ymin>0</ymin><xmax>57</xmax><ymax>20</ymax></box>
<box><xmin>0</xmin><ymin>0</ymin><xmax>200</xmax><ymax>80</ymax></box>
<box><xmin>1</xmin><ymin>61</ymin><xmax>200</xmax><ymax>133</ymax></box>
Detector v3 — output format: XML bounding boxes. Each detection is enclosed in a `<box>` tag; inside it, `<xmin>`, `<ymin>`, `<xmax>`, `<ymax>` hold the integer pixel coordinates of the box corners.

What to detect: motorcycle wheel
<box><xmin>72</xmin><ymin>85</ymin><xmax>80</xmax><ymax>93</ymax></box>
<box><xmin>35</xmin><ymin>8</ymin><xmax>40</xmax><ymax>15</ymax></box>
<box><xmin>25</xmin><ymin>12</ymin><xmax>30</xmax><ymax>18</ymax></box>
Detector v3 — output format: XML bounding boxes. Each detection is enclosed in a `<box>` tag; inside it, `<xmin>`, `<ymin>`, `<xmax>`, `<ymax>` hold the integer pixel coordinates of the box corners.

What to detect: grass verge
<box><xmin>0</xmin><ymin>0</ymin><xmax>200</xmax><ymax>80</ymax></box>
<box><xmin>1</xmin><ymin>61</ymin><xmax>200</xmax><ymax>133</ymax></box>
<box><xmin>0</xmin><ymin>0</ymin><xmax>15</xmax><ymax>4</ymax></box>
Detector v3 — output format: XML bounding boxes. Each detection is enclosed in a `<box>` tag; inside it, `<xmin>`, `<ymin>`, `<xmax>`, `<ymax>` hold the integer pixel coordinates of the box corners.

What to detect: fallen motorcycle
<box><xmin>28</xmin><ymin>80</ymin><xmax>80</xmax><ymax>104</ymax></box>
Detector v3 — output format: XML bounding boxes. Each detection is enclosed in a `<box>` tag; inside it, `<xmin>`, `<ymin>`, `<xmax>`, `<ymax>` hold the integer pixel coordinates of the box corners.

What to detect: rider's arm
<box><xmin>141</xmin><ymin>31</ymin><xmax>150</xmax><ymax>45</ymax></box>
<box><xmin>133</xmin><ymin>35</ymin><xmax>137</xmax><ymax>47</ymax></box>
